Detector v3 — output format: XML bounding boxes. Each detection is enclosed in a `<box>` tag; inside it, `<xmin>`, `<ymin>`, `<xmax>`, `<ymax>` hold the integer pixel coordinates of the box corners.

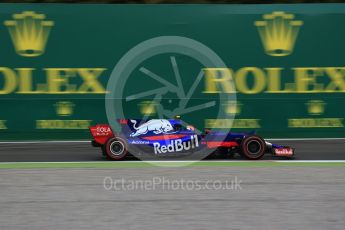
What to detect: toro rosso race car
<box><xmin>89</xmin><ymin>118</ymin><xmax>294</xmax><ymax>160</ymax></box>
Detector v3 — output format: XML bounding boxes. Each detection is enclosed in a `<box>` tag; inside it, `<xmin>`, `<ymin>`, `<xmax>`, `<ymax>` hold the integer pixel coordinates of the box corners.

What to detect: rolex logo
<box><xmin>224</xmin><ymin>101</ymin><xmax>242</xmax><ymax>115</ymax></box>
<box><xmin>4</xmin><ymin>11</ymin><xmax>54</xmax><ymax>57</ymax></box>
<box><xmin>139</xmin><ymin>101</ymin><xmax>157</xmax><ymax>116</ymax></box>
<box><xmin>306</xmin><ymin>100</ymin><xmax>326</xmax><ymax>115</ymax></box>
<box><xmin>255</xmin><ymin>11</ymin><xmax>303</xmax><ymax>56</ymax></box>
<box><xmin>55</xmin><ymin>101</ymin><xmax>74</xmax><ymax>117</ymax></box>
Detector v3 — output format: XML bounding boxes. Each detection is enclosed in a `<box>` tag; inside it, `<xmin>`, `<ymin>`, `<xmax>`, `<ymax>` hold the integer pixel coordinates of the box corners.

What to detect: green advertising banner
<box><xmin>0</xmin><ymin>3</ymin><xmax>345</xmax><ymax>140</ymax></box>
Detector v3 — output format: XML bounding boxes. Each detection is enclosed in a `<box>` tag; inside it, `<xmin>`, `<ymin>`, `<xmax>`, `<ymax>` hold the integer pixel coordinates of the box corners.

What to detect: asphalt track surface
<box><xmin>1</xmin><ymin>141</ymin><xmax>345</xmax><ymax>230</ymax></box>
<box><xmin>0</xmin><ymin>139</ymin><xmax>345</xmax><ymax>162</ymax></box>
<box><xmin>1</xmin><ymin>166</ymin><xmax>344</xmax><ymax>230</ymax></box>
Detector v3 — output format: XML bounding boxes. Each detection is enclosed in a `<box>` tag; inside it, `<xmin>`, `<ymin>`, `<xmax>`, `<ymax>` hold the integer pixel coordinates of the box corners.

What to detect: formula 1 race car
<box><xmin>89</xmin><ymin>118</ymin><xmax>294</xmax><ymax>160</ymax></box>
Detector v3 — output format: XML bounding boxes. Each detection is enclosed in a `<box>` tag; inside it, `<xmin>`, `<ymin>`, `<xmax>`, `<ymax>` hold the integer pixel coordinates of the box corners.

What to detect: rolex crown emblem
<box><xmin>139</xmin><ymin>101</ymin><xmax>157</xmax><ymax>116</ymax></box>
<box><xmin>4</xmin><ymin>11</ymin><xmax>54</xmax><ymax>57</ymax></box>
<box><xmin>224</xmin><ymin>101</ymin><xmax>241</xmax><ymax>115</ymax></box>
<box><xmin>255</xmin><ymin>11</ymin><xmax>303</xmax><ymax>56</ymax></box>
<box><xmin>55</xmin><ymin>101</ymin><xmax>74</xmax><ymax>117</ymax></box>
<box><xmin>306</xmin><ymin>100</ymin><xmax>326</xmax><ymax>115</ymax></box>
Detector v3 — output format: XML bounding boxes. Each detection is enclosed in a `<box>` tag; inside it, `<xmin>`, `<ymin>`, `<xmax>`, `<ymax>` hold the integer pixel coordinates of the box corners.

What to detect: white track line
<box><xmin>267</xmin><ymin>138</ymin><xmax>345</xmax><ymax>141</ymax></box>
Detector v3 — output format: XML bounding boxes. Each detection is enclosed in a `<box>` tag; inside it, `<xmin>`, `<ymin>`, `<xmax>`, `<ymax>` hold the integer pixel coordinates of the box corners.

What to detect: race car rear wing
<box><xmin>89</xmin><ymin>124</ymin><xmax>114</xmax><ymax>145</ymax></box>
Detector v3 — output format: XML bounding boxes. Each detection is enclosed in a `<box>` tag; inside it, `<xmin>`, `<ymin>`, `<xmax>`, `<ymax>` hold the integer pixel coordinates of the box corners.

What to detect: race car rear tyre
<box><xmin>240</xmin><ymin>135</ymin><xmax>266</xmax><ymax>160</ymax></box>
<box><xmin>104</xmin><ymin>137</ymin><xmax>128</xmax><ymax>161</ymax></box>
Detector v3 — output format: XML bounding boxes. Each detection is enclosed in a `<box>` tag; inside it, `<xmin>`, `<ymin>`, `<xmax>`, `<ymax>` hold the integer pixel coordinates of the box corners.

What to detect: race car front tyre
<box><xmin>240</xmin><ymin>135</ymin><xmax>266</xmax><ymax>160</ymax></box>
<box><xmin>103</xmin><ymin>137</ymin><xmax>128</xmax><ymax>161</ymax></box>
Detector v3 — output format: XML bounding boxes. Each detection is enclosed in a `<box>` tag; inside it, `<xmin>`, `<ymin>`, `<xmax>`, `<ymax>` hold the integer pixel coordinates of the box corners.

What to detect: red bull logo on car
<box><xmin>153</xmin><ymin>135</ymin><xmax>199</xmax><ymax>154</ymax></box>
<box><xmin>130</xmin><ymin>119</ymin><xmax>174</xmax><ymax>137</ymax></box>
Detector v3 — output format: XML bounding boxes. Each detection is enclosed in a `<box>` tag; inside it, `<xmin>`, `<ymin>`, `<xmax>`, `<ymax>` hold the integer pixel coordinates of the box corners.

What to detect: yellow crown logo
<box><xmin>55</xmin><ymin>101</ymin><xmax>74</xmax><ymax>117</ymax></box>
<box><xmin>139</xmin><ymin>101</ymin><xmax>157</xmax><ymax>116</ymax></box>
<box><xmin>224</xmin><ymin>101</ymin><xmax>242</xmax><ymax>115</ymax></box>
<box><xmin>4</xmin><ymin>11</ymin><xmax>54</xmax><ymax>57</ymax></box>
<box><xmin>255</xmin><ymin>11</ymin><xmax>303</xmax><ymax>56</ymax></box>
<box><xmin>306</xmin><ymin>100</ymin><xmax>326</xmax><ymax>115</ymax></box>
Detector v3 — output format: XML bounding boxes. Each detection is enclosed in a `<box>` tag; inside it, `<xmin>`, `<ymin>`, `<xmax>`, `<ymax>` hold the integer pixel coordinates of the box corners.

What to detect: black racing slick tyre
<box><xmin>103</xmin><ymin>137</ymin><xmax>128</xmax><ymax>161</ymax></box>
<box><xmin>240</xmin><ymin>135</ymin><xmax>266</xmax><ymax>160</ymax></box>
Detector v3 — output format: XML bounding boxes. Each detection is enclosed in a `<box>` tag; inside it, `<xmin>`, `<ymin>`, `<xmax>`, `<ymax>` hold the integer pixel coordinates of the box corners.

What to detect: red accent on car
<box><xmin>142</xmin><ymin>134</ymin><xmax>187</xmax><ymax>140</ymax></box>
<box><xmin>206</xmin><ymin>141</ymin><xmax>239</xmax><ymax>148</ymax></box>
<box><xmin>119</xmin><ymin>119</ymin><xmax>128</xmax><ymax>124</ymax></box>
<box><xmin>274</xmin><ymin>148</ymin><xmax>294</xmax><ymax>156</ymax></box>
<box><xmin>89</xmin><ymin>125</ymin><xmax>115</xmax><ymax>145</ymax></box>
